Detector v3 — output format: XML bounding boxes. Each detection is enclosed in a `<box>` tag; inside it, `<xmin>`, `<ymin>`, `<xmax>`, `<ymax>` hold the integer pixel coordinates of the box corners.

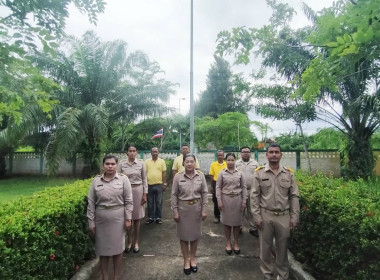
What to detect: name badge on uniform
<box><xmin>180</xmin><ymin>180</ymin><xmax>186</xmax><ymax>182</ymax></box>
<box><xmin>261</xmin><ymin>178</ymin><xmax>269</xmax><ymax>181</ymax></box>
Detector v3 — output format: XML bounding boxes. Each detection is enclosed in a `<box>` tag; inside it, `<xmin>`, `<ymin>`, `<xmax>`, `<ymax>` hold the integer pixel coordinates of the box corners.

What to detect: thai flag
<box><xmin>152</xmin><ymin>128</ymin><xmax>163</xmax><ymax>139</ymax></box>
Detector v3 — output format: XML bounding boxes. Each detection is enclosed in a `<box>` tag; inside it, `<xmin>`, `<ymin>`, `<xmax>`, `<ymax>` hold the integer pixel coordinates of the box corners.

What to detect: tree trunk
<box><xmin>298</xmin><ymin>123</ymin><xmax>312</xmax><ymax>173</ymax></box>
<box><xmin>345</xmin><ymin>130</ymin><xmax>374</xmax><ymax>179</ymax></box>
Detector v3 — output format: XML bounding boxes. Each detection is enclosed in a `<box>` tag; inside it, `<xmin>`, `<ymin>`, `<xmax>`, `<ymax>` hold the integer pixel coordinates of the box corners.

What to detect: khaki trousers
<box><xmin>259</xmin><ymin>210</ymin><xmax>290</xmax><ymax>280</ymax></box>
<box><xmin>244</xmin><ymin>192</ymin><xmax>255</xmax><ymax>229</ymax></box>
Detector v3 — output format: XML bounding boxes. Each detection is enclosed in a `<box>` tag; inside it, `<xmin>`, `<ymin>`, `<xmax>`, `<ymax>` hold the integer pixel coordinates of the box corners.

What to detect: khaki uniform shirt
<box><xmin>172</xmin><ymin>154</ymin><xmax>200</xmax><ymax>174</ymax></box>
<box><xmin>145</xmin><ymin>157</ymin><xmax>167</xmax><ymax>185</ymax></box>
<box><xmin>236</xmin><ymin>159</ymin><xmax>259</xmax><ymax>190</ymax></box>
<box><xmin>251</xmin><ymin>164</ymin><xmax>300</xmax><ymax>224</ymax></box>
<box><xmin>118</xmin><ymin>159</ymin><xmax>148</xmax><ymax>193</ymax></box>
<box><xmin>87</xmin><ymin>173</ymin><xmax>133</xmax><ymax>228</ymax></box>
<box><xmin>215</xmin><ymin>169</ymin><xmax>247</xmax><ymax>202</ymax></box>
<box><xmin>171</xmin><ymin>170</ymin><xmax>208</xmax><ymax>215</ymax></box>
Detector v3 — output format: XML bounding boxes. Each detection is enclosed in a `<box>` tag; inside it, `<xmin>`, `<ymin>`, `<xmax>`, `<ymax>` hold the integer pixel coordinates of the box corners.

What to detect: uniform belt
<box><xmin>97</xmin><ymin>205</ymin><xmax>124</xmax><ymax>210</ymax></box>
<box><xmin>131</xmin><ymin>184</ymin><xmax>141</xmax><ymax>187</ymax></box>
<box><xmin>262</xmin><ymin>208</ymin><xmax>289</xmax><ymax>216</ymax></box>
<box><xmin>224</xmin><ymin>193</ymin><xmax>240</xmax><ymax>197</ymax></box>
<box><xmin>182</xmin><ymin>199</ymin><xmax>200</xmax><ymax>205</ymax></box>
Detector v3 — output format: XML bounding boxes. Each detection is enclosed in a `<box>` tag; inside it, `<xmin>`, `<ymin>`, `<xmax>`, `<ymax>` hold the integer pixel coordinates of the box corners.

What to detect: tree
<box><xmin>36</xmin><ymin>31</ymin><xmax>173</xmax><ymax>175</ymax></box>
<box><xmin>0</xmin><ymin>0</ymin><xmax>105</xmax><ymax>122</ymax></box>
<box><xmin>194</xmin><ymin>55</ymin><xmax>252</xmax><ymax>118</ymax></box>
<box><xmin>216</xmin><ymin>0</ymin><xmax>380</xmax><ymax>179</ymax></box>
<box><xmin>251</xmin><ymin>121</ymin><xmax>273</xmax><ymax>142</ymax></box>
<box><xmin>0</xmin><ymin>0</ymin><xmax>105</xmax><ymax>177</ymax></box>
<box><xmin>195</xmin><ymin>112</ymin><xmax>257</xmax><ymax>149</ymax></box>
<box><xmin>106</xmin><ymin>51</ymin><xmax>176</xmax><ymax>151</ymax></box>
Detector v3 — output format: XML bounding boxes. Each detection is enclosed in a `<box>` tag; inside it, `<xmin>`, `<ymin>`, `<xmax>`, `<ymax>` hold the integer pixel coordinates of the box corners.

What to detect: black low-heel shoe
<box><xmin>124</xmin><ymin>246</ymin><xmax>132</xmax><ymax>253</ymax></box>
<box><xmin>225</xmin><ymin>249</ymin><xmax>232</xmax><ymax>255</ymax></box>
<box><xmin>234</xmin><ymin>249</ymin><xmax>240</xmax><ymax>255</ymax></box>
<box><xmin>184</xmin><ymin>268</ymin><xmax>191</xmax><ymax>275</ymax></box>
<box><xmin>190</xmin><ymin>265</ymin><xmax>198</xmax><ymax>273</ymax></box>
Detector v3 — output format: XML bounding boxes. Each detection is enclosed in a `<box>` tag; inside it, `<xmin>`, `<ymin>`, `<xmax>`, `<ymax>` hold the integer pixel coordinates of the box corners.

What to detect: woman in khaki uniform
<box><xmin>171</xmin><ymin>154</ymin><xmax>208</xmax><ymax>275</ymax></box>
<box><xmin>87</xmin><ymin>155</ymin><xmax>133</xmax><ymax>280</ymax></box>
<box><xmin>118</xmin><ymin>146</ymin><xmax>148</xmax><ymax>253</ymax></box>
<box><xmin>216</xmin><ymin>152</ymin><xmax>247</xmax><ymax>255</ymax></box>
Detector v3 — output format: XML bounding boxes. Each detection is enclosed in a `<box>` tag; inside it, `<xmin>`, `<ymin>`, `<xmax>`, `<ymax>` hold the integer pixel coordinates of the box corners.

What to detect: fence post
<box><xmin>39</xmin><ymin>152</ymin><xmax>44</xmax><ymax>174</ymax></box>
<box><xmin>9</xmin><ymin>151</ymin><xmax>13</xmax><ymax>175</ymax></box>
<box><xmin>296</xmin><ymin>151</ymin><xmax>301</xmax><ymax>170</ymax></box>
<box><xmin>72</xmin><ymin>153</ymin><xmax>77</xmax><ymax>176</ymax></box>
<box><xmin>254</xmin><ymin>150</ymin><xmax>259</xmax><ymax>161</ymax></box>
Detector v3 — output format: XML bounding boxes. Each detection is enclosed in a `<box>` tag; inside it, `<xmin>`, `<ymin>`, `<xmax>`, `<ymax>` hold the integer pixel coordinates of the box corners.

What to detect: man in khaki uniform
<box><xmin>171</xmin><ymin>143</ymin><xmax>200</xmax><ymax>179</ymax></box>
<box><xmin>236</xmin><ymin>146</ymin><xmax>259</xmax><ymax>235</ymax></box>
<box><xmin>251</xmin><ymin>144</ymin><xmax>300</xmax><ymax>280</ymax></box>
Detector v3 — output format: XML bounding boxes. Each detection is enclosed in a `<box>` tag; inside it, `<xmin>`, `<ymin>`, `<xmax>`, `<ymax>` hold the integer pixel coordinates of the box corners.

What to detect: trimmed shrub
<box><xmin>0</xmin><ymin>179</ymin><xmax>95</xmax><ymax>279</ymax></box>
<box><xmin>291</xmin><ymin>173</ymin><xmax>380</xmax><ymax>280</ymax></box>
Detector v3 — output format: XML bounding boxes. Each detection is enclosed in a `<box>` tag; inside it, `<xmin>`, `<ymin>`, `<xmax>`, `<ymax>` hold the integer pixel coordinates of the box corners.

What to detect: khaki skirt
<box><xmin>95</xmin><ymin>207</ymin><xmax>126</xmax><ymax>256</ymax></box>
<box><xmin>177</xmin><ymin>200</ymin><xmax>202</xmax><ymax>241</ymax></box>
<box><xmin>220</xmin><ymin>194</ymin><xmax>243</xmax><ymax>227</ymax></box>
<box><xmin>132</xmin><ymin>185</ymin><xmax>145</xmax><ymax>220</ymax></box>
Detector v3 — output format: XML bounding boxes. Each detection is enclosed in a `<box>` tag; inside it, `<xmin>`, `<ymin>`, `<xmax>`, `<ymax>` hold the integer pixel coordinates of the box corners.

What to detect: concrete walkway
<box><xmin>87</xmin><ymin>187</ymin><xmax>263</xmax><ymax>280</ymax></box>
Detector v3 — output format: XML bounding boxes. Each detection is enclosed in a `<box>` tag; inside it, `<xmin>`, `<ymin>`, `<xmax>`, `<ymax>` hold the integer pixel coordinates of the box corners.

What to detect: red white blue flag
<box><xmin>152</xmin><ymin>128</ymin><xmax>163</xmax><ymax>139</ymax></box>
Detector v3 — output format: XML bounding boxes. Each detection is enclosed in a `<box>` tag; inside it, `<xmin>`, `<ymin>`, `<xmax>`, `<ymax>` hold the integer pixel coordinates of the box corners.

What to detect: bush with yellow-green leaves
<box><xmin>291</xmin><ymin>173</ymin><xmax>380</xmax><ymax>280</ymax></box>
<box><xmin>0</xmin><ymin>179</ymin><xmax>95</xmax><ymax>280</ymax></box>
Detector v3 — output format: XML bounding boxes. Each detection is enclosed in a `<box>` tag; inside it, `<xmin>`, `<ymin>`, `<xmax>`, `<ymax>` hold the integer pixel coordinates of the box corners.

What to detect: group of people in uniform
<box><xmin>87</xmin><ymin>143</ymin><xmax>300</xmax><ymax>280</ymax></box>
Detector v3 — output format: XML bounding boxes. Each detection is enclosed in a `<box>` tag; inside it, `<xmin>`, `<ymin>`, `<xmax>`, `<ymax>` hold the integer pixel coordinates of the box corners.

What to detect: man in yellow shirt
<box><xmin>145</xmin><ymin>147</ymin><xmax>167</xmax><ymax>224</ymax></box>
<box><xmin>208</xmin><ymin>150</ymin><xmax>226</xmax><ymax>223</ymax></box>
<box><xmin>171</xmin><ymin>143</ymin><xmax>200</xmax><ymax>180</ymax></box>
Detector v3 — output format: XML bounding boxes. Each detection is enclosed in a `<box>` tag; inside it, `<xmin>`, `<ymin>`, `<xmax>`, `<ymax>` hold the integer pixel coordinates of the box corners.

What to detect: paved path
<box><xmin>89</xmin><ymin>187</ymin><xmax>263</xmax><ymax>280</ymax></box>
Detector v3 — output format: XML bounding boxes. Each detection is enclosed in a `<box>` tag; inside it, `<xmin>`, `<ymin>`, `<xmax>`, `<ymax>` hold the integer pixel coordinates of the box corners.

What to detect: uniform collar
<box><xmin>183</xmin><ymin>170</ymin><xmax>200</xmax><ymax>179</ymax></box>
<box><xmin>225</xmin><ymin>168</ymin><xmax>238</xmax><ymax>174</ymax></box>
<box><xmin>264</xmin><ymin>164</ymin><xmax>285</xmax><ymax>174</ymax></box>
<box><xmin>100</xmin><ymin>173</ymin><xmax>119</xmax><ymax>181</ymax></box>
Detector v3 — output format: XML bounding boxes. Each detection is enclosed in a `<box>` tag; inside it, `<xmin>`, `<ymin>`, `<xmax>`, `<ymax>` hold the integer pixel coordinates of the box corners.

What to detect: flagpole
<box><xmin>189</xmin><ymin>0</ymin><xmax>194</xmax><ymax>154</ymax></box>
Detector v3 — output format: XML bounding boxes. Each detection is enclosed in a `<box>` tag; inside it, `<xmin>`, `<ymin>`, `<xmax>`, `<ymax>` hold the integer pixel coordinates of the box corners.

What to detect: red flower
<box><xmin>50</xmin><ymin>254</ymin><xmax>56</xmax><ymax>260</ymax></box>
<box><xmin>75</xmin><ymin>265</ymin><xmax>80</xmax><ymax>271</ymax></box>
<box><xmin>55</xmin><ymin>230</ymin><xmax>60</xmax><ymax>236</ymax></box>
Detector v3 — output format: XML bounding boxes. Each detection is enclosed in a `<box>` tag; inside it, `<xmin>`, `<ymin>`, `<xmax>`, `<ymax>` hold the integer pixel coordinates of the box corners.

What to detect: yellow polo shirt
<box><xmin>209</xmin><ymin>161</ymin><xmax>227</xmax><ymax>181</ymax></box>
<box><xmin>172</xmin><ymin>154</ymin><xmax>200</xmax><ymax>174</ymax></box>
<box><xmin>144</xmin><ymin>158</ymin><xmax>167</xmax><ymax>185</ymax></box>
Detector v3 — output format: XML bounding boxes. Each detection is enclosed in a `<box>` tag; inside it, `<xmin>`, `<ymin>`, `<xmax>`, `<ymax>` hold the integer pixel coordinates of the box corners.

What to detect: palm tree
<box><xmin>36</xmin><ymin>31</ymin><xmax>175</xmax><ymax>175</ymax></box>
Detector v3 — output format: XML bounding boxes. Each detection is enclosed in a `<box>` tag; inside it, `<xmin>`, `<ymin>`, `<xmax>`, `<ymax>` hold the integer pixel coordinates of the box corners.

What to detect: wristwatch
<box><xmin>163</xmin><ymin>183</ymin><xmax>167</xmax><ymax>186</ymax></box>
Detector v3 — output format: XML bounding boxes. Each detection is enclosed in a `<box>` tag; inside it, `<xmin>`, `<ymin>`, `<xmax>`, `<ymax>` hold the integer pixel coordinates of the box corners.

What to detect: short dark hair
<box><xmin>103</xmin><ymin>155</ymin><xmax>118</xmax><ymax>164</ymax></box>
<box><xmin>127</xmin><ymin>145</ymin><xmax>137</xmax><ymax>151</ymax></box>
<box><xmin>182</xmin><ymin>153</ymin><xmax>196</xmax><ymax>165</ymax></box>
<box><xmin>217</xmin><ymin>150</ymin><xmax>224</xmax><ymax>154</ymax></box>
<box><xmin>181</xmin><ymin>143</ymin><xmax>189</xmax><ymax>148</ymax></box>
<box><xmin>151</xmin><ymin>147</ymin><xmax>159</xmax><ymax>152</ymax></box>
<box><xmin>268</xmin><ymin>143</ymin><xmax>282</xmax><ymax>152</ymax></box>
<box><xmin>240</xmin><ymin>146</ymin><xmax>251</xmax><ymax>152</ymax></box>
<box><xmin>225</xmin><ymin>152</ymin><xmax>236</xmax><ymax>160</ymax></box>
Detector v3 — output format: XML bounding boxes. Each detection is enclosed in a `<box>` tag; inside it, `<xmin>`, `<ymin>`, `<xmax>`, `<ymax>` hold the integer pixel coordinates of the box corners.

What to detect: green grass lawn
<box><xmin>0</xmin><ymin>176</ymin><xmax>78</xmax><ymax>203</ymax></box>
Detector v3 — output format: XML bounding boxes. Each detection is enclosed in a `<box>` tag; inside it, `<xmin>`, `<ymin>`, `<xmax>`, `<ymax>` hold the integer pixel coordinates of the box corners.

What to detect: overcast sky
<box><xmin>63</xmin><ymin>1</ymin><xmax>334</xmax><ymax>136</ymax></box>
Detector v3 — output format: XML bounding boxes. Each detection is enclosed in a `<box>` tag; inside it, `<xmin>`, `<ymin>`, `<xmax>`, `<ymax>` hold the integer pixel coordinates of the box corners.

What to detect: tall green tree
<box><xmin>216</xmin><ymin>0</ymin><xmax>380</xmax><ymax>179</ymax></box>
<box><xmin>195</xmin><ymin>112</ymin><xmax>257</xmax><ymax>149</ymax></box>
<box><xmin>0</xmin><ymin>0</ymin><xmax>105</xmax><ymax>177</ymax></box>
<box><xmin>107</xmin><ymin>51</ymin><xmax>176</xmax><ymax>151</ymax></box>
<box><xmin>194</xmin><ymin>55</ymin><xmax>251</xmax><ymax>118</ymax></box>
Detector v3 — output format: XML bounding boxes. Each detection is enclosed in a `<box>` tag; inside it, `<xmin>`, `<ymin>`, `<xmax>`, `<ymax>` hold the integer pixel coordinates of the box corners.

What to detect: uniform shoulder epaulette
<box><xmin>254</xmin><ymin>166</ymin><xmax>264</xmax><ymax>172</ymax></box>
<box><xmin>118</xmin><ymin>172</ymin><xmax>126</xmax><ymax>176</ymax></box>
<box><xmin>284</xmin><ymin>166</ymin><xmax>294</xmax><ymax>173</ymax></box>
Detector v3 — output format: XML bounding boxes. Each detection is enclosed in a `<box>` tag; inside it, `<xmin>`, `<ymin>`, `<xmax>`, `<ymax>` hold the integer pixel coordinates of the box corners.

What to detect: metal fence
<box><xmin>5</xmin><ymin>149</ymin><xmax>380</xmax><ymax>177</ymax></box>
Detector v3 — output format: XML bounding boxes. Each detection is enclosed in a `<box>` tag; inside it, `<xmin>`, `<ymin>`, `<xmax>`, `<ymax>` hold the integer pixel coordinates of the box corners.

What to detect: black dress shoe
<box><xmin>133</xmin><ymin>247</ymin><xmax>139</xmax><ymax>253</ymax></box>
<box><xmin>183</xmin><ymin>268</ymin><xmax>191</xmax><ymax>275</ymax></box>
<box><xmin>234</xmin><ymin>249</ymin><xmax>240</xmax><ymax>255</ymax></box>
<box><xmin>225</xmin><ymin>248</ymin><xmax>232</xmax><ymax>255</ymax></box>
<box><xmin>124</xmin><ymin>246</ymin><xmax>132</xmax><ymax>253</ymax></box>
<box><xmin>190</xmin><ymin>265</ymin><xmax>198</xmax><ymax>273</ymax></box>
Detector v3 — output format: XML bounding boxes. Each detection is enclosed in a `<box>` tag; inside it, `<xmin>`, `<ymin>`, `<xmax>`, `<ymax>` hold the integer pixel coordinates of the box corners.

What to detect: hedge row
<box><xmin>291</xmin><ymin>173</ymin><xmax>380</xmax><ymax>280</ymax></box>
<box><xmin>0</xmin><ymin>179</ymin><xmax>94</xmax><ymax>280</ymax></box>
